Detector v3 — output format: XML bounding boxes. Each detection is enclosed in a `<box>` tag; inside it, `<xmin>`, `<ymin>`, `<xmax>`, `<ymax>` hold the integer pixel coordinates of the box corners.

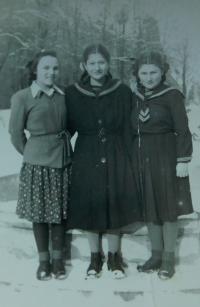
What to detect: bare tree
<box><xmin>115</xmin><ymin>6</ymin><xmax>129</xmax><ymax>81</ymax></box>
<box><xmin>171</xmin><ymin>39</ymin><xmax>191</xmax><ymax>102</ymax></box>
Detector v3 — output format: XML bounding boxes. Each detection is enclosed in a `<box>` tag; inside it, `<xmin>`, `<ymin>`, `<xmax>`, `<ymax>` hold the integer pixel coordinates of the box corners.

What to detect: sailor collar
<box><xmin>31</xmin><ymin>81</ymin><xmax>65</xmax><ymax>98</ymax></box>
<box><xmin>74</xmin><ymin>80</ymin><xmax>122</xmax><ymax>97</ymax></box>
<box><xmin>134</xmin><ymin>86</ymin><xmax>180</xmax><ymax>101</ymax></box>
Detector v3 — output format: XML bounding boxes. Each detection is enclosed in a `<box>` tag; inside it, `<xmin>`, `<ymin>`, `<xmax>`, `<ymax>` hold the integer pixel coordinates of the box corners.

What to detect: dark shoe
<box><xmin>158</xmin><ymin>261</ymin><xmax>175</xmax><ymax>280</ymax></box>
<box><xmin>117</xmin><ymin>252</ymin><xmax>128</xmax><ymax>268</ymax></box>
<box><xmin>100</xmin><ymin>251</ymin><xmax>106</xmax><ymax>263</ymax></box>
<box><xmin>36</xmin><ymin>261</ymin><xmax>52</xmax><ymax>281</ymax></box>
<box><xmin>107</xmin><ymin>252</ymin><xmax>125</xmax><ymax>279</ymax></box>
<box><xmin>158</xmin><ymin>252</ymin><xmax>175</xmax><ymax>280</ymax></box>
<box><xmin>52</xmin><ymin>259</ymin><xmax>67</xmax><ymax>280</ymax></box>
<box><xmin>137</xmin><ymin>257</ymin><xmax>162</xmax><ymax>273</ymax></box>
<box><xmin>86</xmin><ymin>252</ymin><xmax>103</xmax><ymax>279</ymax></box>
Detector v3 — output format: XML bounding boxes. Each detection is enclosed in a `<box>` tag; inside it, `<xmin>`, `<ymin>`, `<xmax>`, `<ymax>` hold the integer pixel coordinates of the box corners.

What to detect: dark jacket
<box><xmin>131</xmin><ymin>84</ymin><xmax>193</xmax><ymax>162</ymax></box>
<box><xmin>66</xmin><ymin>78</ymin><xmax>141</xmax><ymax>230</ymax></box>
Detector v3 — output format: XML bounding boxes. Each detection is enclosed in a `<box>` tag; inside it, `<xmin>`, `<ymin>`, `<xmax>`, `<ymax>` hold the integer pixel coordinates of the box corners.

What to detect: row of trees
<box><xmin>0</xmin><ymin>0</ymin><xmax>195</xmax><ymax>108</ymax></box>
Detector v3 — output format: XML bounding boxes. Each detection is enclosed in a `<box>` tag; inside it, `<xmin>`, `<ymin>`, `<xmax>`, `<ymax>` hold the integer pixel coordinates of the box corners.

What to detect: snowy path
<box><xmin>0</xmin><ymin>201</ymin><xmax>200</xmax><ymax>307</ymax></box>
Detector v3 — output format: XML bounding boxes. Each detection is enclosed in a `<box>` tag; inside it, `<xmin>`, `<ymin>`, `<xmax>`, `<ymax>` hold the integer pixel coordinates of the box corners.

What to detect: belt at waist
<box><xmin>134</xmin><ymin>130</ymin><xmax>174</xmax><ymax>136</ymax></box>
<box><xmin>30</xmin><ymin>130</ymin><xmax>72</xmax><ymax>165</ymax></box>
<box><xmin>79</xmin><ymin>128</ymin><xmax>122</xmax><ymax>137</ymax></box>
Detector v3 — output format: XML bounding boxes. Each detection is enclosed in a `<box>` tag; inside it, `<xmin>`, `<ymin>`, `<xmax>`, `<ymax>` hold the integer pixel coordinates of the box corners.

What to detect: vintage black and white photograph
<box><xmin>0</xmin><ymin>0</ymin><xmax>200</xmax><ymax>306</ymax></box>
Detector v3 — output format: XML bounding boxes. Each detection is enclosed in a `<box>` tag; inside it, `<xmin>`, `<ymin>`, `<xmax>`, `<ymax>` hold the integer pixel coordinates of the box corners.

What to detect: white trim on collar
<box><xmin>74</xmin><ymin>80</ymin><xmax>121</xmax><ymax>97</ymax></box>
<box><xmin>133</xmin><ymin>86</ymin><xmax>181</xmax><ymax>101</ymax></box>
<box><xmin>30</xmin><ymin>81</ymin><xmax>65</xmax><ymax>98</ymax></box>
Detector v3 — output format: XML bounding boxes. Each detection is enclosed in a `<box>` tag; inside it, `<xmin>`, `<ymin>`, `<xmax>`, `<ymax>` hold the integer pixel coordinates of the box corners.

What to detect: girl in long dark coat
<box><xmin>131</xmin><ymin>51</ymin><xmax>193</xmax><ymax>279</ymax></box>
<box><xmin>66</xmin><ymin>44</ymin><xmax>141</xmax><ymax>279</ymax></box>
<box><xmin>9</xmin><ymin>51</ymin><xmax>71</xmax><ymax>280</ymax></box>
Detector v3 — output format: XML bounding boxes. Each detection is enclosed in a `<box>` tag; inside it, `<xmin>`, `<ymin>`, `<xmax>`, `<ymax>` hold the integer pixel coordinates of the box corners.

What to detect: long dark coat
<box><xmin>131</xmin><ymin>84</ymin><xmax>193</xmax><ymax>223</ymax></box>
<box><xmin>66</xmin><ymin>78</ymin><xmax>141</xmax><ymax>230</ymax></box>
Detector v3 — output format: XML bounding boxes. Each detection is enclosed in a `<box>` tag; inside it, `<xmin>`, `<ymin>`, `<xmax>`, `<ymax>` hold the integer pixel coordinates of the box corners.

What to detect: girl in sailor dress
<box><xmin>130</xmin><ymin>51</ymin><xmax>193</xmax><ymax>279</ymax></box>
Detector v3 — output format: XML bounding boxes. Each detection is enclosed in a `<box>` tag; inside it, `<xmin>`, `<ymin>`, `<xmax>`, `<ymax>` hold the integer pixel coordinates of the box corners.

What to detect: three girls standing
<box><xmin>9</xmin><ymin>46</ymin><xmax>193</xmax><ymax>282</ymax></box>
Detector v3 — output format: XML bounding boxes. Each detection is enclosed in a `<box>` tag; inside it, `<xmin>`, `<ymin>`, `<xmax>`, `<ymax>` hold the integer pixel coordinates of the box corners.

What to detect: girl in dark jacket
<box><xmin>9</xmin><ymin>50</ymin><xmax>71</xmax><ymax>280</ymax></box>
<box><xmin>131</xmin><ymin>51</ymin><xmax>193</xmax><ymax>279</ymax></box>
<box><xmin>66</xmin><ymin>44</ymin><xmax>141</xmax><ymax>279</ymax></box>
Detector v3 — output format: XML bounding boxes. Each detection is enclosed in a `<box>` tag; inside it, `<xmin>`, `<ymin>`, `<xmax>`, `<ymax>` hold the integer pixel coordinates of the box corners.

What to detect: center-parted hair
<box><xmin>82</xmin><ymin>44</ymin><xmax>111</xmax><ymax>64</ymax></box>
<box><xmin>132</xmin><ymin>51</ymin><xmax>170</xmax><ymax>86</ymax></box>
<box><xmin>80</xmin><ymin>44</ymin><xmax>111</xmax><ymax>83</ymax></box>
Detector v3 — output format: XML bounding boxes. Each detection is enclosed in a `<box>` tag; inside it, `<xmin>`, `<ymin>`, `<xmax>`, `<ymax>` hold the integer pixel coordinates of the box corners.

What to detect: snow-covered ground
<box><xmin>0</xmin><ymin>201</ymin><xmax>200</xmax><ymax>307</ymax></box>
<box><xmin>1</xmin><ymin>108</ymin><xmax>200</xmax><ymax>307</ymax></box>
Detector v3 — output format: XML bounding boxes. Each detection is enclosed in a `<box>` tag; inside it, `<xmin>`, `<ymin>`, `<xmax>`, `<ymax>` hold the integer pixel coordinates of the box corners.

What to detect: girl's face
<box><xmin>84</xmin><ymin>53</ymin><xmax>109</xmax><ymax>81</ymax></box>
<box><xmin>138</xmin><ymin>64</ymin><xmax>163</xmax><ymax>90</ymax></box>
<box><xmin>36</xmin><ymin>55</ymin><xmax>59</xmax><ymax>88</ymax></box>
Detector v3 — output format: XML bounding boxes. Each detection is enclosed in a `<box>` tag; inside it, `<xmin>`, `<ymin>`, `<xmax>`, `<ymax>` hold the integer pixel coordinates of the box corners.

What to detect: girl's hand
<box><xmin>176</xmin><ymin>163</ymin><xmax>189</xmax><ymax>177</ymax></box>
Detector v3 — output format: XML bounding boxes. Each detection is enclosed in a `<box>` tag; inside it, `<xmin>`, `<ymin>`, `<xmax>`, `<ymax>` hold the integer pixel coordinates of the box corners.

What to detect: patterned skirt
<box><xmin>16</xmin><ymin>163</ymin><xmax>71</xmax><ymax>224</ymax></box>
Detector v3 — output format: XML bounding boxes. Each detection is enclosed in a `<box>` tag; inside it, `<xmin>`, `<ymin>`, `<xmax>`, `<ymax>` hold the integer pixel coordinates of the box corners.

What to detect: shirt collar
<box><xmin>30</xmin><ymin>81</ymin><xmax>65</xmax><ymax>98</ymax></box>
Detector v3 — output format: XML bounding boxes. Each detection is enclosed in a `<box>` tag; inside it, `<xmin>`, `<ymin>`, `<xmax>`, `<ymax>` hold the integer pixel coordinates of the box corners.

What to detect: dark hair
<box><xmin>80</xmin><ymin>44</ymin><xmax>111</xmax><ymax>83</ymax></box>
<box><xmin>26</xmin><ymin>50</ymin><xmax>58</xmax><ymax>84</ymax></box>
<box><xmin>82</xmin><ymin>44</ymin><xmax>110</xmax><ymax>64</ymax></box>
<box><xmin>133</xmin><ymin>51</ymin><xmax>169</xmax><ymax>76</ymax></box>
<box><xmin>132</xmin><ymin>51</ymin><xmax>170</xmax><ymax>87</ymax></box>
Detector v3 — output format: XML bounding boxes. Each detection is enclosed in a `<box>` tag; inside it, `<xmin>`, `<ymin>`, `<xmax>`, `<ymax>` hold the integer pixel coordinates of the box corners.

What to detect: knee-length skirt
<box><xmin>16</xmin><ymin>163</ymin><xmax>71</xmax><ymax>223</ymax></box>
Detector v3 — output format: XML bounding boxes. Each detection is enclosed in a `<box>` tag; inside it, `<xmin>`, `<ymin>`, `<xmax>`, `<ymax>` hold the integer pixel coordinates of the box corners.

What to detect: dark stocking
<box><xmin>33</xmin><ymin>223</ymin><xmax>49</xmax><ymax>253</ymax></box>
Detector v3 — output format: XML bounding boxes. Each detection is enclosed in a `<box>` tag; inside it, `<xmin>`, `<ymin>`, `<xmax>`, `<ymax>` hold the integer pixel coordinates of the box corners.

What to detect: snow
<box><xmin>188</xmin><ymin>105</ymin><xmax>200</xmax><ymax>136</ymax></box>
<box><xmin>0</xmin><ymin>201</ymin><xmax>200</xmax><ymax>307</ymax></box>
<box><xmin>1</xmin><ymin>108</ymin><xmax>200</xmax><ymax>306</ymax></box>
<box><xmin>0</xmin><ymin>110</ymin><xmax>22</xmax><ymax>176</ymax></box>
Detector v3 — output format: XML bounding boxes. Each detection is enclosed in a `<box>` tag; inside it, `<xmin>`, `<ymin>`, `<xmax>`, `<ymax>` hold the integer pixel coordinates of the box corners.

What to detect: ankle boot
<box><xmin>117</xmin><ymin>251</ymin><xmax>128</xmax><ymax>268</ymax></box>
<box><xmin>52</xmin><ymin>259</ymin><xmax>66</xmax><ymax>279</ymax></box>
<box><xmin>86</xmin><ymin>252</ymin><xmax>103</xmax><ymax>279</ymax></box>
<box><xmin>36</xmin><ymin>252</ymin><xmax>51</xmax><ymax>281</ymax></box>
<box><xmin>37</xmin><ymin>261</ymin><xmax>51</xmax><ymax>280</ymax></box>
<box><xmin>107</xmin><ymin>252</ymin><xmax>125</xmax><ymax>279</ymax></box>
<box><xmin>52</xmin><ymin>250</ymin><xmax>66</xmax><ymax>280</ymax></box>
<box><xmin>137</xmin><ymin>250</ymin><xmax>162</xmax><ymax>273</ymax></box>
<box><xmin>158</xmin><ymin>252</ymin><xmax>175</xmax><ymax>280</ymax></box>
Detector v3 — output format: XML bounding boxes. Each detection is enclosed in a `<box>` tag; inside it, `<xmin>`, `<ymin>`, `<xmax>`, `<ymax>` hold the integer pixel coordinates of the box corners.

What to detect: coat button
<box><xmin>99</xmin><ymin>127</ymin><xmax>105</xmax><ymax>137</ymax></box>
<box><xmin>100</xmin><ymin>157</ymin><xmax>106</xmax><ymax>163</ymax></box>
<box><xmin>98</xmin><ymin>119</ymin><xmax>102</xmax><ymax>125</ymax></box>
<box><xmin>101</xmin><ymin>137</ymin><xmax>107</xmax><ymax>143</ymax></box>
